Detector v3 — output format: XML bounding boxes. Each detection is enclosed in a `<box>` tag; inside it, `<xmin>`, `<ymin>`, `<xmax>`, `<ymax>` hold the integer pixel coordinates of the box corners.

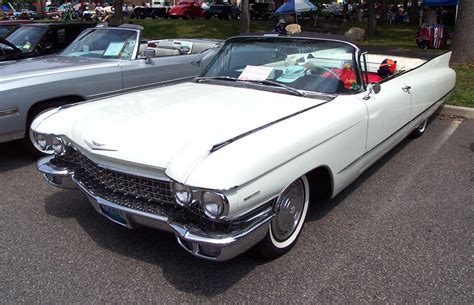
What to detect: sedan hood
<box><xmin>0</xmin><ymin>55</ymin><xmax>117</xmax><ymax>84</ymax></box>
<box><xmin>35</xmin><ymin>82</ymin><xmax>326</xmax><ymax>181</ymax></box>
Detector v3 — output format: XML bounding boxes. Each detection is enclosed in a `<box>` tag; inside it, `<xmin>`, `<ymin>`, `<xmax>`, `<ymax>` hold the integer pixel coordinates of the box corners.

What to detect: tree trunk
<box><xmin>409</xmin><ymin>0</ymin><xmax>418</xmax><ymax>25</ymax></box>
<box><xmin>451</xmin><ymin>0</ymin><xmax>474</xmax><ymax>65</ymax></box>
<box><xmin>367</xmin><ymin>0</ymin><xmax>376</xmax><ymax>37</ymax></box>
<box><xmin>37</xmin><ymin>0</ymin><xmax>45</xmax><ymax>18</ymax></box>
<box><xmin>379</xmin><ymin>0</ymin><xmax>388</xmax><ymax>26</ymax></box>
<box><xmin>239</xmin><ymin>0</ymin><xmax>250</xmax><ymax>34</ymax></box>
<box><xmin>112</xmin><ymin>0</ymin><xmax>124</xmax><ymax>25</ymax></box>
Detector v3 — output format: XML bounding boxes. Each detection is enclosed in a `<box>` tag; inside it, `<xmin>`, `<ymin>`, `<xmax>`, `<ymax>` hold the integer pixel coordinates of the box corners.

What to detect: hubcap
<box><xmin>271</xmin><ymin>179</ymin><xmax>305</xmax><ymax>242</ymax></box>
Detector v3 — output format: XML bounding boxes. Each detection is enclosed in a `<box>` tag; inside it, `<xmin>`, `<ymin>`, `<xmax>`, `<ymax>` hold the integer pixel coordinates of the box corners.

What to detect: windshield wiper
<box><xmin>194</xmin><ymin>76</ymin><xmax>238</xmax><ymax>83</ymax></box>
<box><xmin>243</xmin><ymin>79</ymin><xmax>305</xmax><ymax>97</ymax></box>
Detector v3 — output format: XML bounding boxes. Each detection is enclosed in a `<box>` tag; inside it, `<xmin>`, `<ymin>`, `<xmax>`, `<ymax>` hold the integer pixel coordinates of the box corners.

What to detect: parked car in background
<box><xmin>0</xmin><ymin>19</ymin><xmax>34</xmax><ymax>38</ymax></box>
<box><xmin>32</xmin><ymin>33</ymin><xmax>455</xmax><ymax>261</ymax></box>
<box><xmin>204</xmin><ymin>2</ymin><xmax>238</xmax><ymax>19</ymax></box>
<box><xmin>130</xmin><ymin>0</ymin><xmax>170</xmax><ymax>19</ymax></box>
<box><xmin>45</xmin><ymin>6</ymin><xmax>61</xmax><ymax>19</ymax></box>
<box><xmin>168</xmin><ymin>1</ymin><xmax>204</xmax><ymax>19</ymax></box>
<box><xmin>0</xmin><ymin>22</ymin><xmax>95</xmax><ymax>62</ymax></box>
<box><xmin>12</xmin><ymin>2</ymin><xmax>39</xmax><ymax>19</ymax></box>
<box><xmin>249</xmin><ymin>2</ymin><xmax>274</xmax><ymax>20</ymax></box>
<box><xmin>0</xmin><ymin>24</ymin><xmax>221</xmax><ymax>153</ymax></box>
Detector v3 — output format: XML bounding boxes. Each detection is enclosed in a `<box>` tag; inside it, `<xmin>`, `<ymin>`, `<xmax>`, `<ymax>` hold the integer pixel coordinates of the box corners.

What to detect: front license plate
<box><xmin>100</xmin><ymin>205</ymin><xmax>127</xmax><ymax>225</ymax></box>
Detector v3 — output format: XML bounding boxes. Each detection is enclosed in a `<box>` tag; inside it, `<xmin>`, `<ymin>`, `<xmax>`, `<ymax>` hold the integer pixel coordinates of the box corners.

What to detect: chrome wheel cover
<box><xmin>271</xmin><ymin>179</ymin><xmax>305</xmax><ymax>242</ymax></box>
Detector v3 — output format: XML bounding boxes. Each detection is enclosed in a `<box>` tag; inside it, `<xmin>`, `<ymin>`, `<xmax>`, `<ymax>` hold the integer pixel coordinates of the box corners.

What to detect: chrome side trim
<box><xmin>211</xmin><ymin>100</ymin><xmax>331</xmax><ymax>152</ymax></box>
<box><xmin>0</xmin><ymin>107</ymin><xmax>19</xmax><ymax>118</ymax></box>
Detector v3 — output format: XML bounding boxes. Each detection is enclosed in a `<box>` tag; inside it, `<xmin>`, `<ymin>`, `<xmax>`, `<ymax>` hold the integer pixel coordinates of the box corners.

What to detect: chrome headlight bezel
<box><xmin>31</xmin><ymin>132</ymin><xmax>68</xmax><ymax>155</ymax></box>
<box><xmin>170</xmin><ymin>180</ymin><xmax>193</xmax><ymax>207</ymax></box>
<box><xmin>31</xmin><ymin>131</ymin><xmax>53</xmax><ymax>154</ymax></box>
<box><xmin>169</xmin><ymin>180</ymin><xmax>229</xmax><ymax>220</ymax></box>
<box><xmin>51</xmin><ymin>135</ymin><xmax>66</xmax><ymax>156</ymax></box>
<box><xmin>200</xmin><ymin>191</ymin><xmax>229</xmax><ymax>220</ymax></box>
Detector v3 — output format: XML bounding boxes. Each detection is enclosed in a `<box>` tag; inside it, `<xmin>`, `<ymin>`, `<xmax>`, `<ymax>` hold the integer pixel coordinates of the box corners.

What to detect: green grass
<box><xmin>130</xmin><ymin>19</ymin><xmax>273</xmax><ymax>40</ymax></box>
<box><xmin>449</xmin><ymin>66</ymin><xmax>474</xmax><ymax>108</ymax></box>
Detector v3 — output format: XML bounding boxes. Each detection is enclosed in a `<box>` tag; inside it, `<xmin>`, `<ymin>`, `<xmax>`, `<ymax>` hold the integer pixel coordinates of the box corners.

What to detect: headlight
<box><xmin>51</xmin><ymin>136</ymin><xmax>66</xmax><ymax>155</ymax></box>
<box><xmin>35</xmin><ymin>133</ymin><xmax>48</xmax><ymax>150</ymax></box>
<box><xmin>31</xmin><ymin>131</ymin><xmax>53</xmax><ymax>154</ymax></box>
<box><xmin>170</xmin><ymin>181</ymin><xmax>193</xmax><ymax>207</ymax></box>
<box><xmin>200</xmin><ymin>191</ymin><xmax>228</xmax><ymax>219</ymax></box>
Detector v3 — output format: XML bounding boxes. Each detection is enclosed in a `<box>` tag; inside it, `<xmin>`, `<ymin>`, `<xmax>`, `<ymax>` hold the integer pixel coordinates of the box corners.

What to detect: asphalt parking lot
<box><xmin>1</xmin><ymin>115</ymin><xmax>472</xmax><ymax>303</ymax></box>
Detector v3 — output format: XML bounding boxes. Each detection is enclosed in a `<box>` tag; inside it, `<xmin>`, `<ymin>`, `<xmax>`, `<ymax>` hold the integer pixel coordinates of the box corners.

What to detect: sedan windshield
<box><xmin>4</xmin><ymin>26</ymin><xmax>46</xmax><ymax>52</ymax></box>
<box><xmin>61</xmin><ymin>29</ymin><xmax>138</xmax><ymax>60</ymax></box>
<box><xmin>201</xmin><ymin>37</ymin><xmax>361</xmax><ymax>95</ymax></box>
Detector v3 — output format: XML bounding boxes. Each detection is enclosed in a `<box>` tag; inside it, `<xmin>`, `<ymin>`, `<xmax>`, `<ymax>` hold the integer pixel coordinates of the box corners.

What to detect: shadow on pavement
<box><xmin>0</xmin><ymin>140</ymin><xmax>35</xmax><ymax>173</ymax></box>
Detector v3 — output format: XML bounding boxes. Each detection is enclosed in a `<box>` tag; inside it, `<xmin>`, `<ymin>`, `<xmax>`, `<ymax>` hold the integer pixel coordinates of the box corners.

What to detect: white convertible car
<box><xmin>32</xmin><ymin>33</ymin><xmax>456</xmax><ymax>261</ymax></box>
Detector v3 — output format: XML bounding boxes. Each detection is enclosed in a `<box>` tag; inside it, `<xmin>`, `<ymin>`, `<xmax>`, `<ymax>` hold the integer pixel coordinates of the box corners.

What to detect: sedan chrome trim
<box><xmin>0</xmin><ymin>107</ymin><xmax>19</xmax><ymax>118</ymax></box>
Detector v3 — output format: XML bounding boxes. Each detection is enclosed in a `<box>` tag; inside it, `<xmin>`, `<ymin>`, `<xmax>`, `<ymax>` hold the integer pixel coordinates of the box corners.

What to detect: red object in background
<box><xmin>323</xmin><ymin>68</ymin><xmax>383</xmax><ymax>89</ymax></box>
<box><xmin>168</xmin><ymin>1</ymin><xmax>204</xmax><ymax>19</ymax></box>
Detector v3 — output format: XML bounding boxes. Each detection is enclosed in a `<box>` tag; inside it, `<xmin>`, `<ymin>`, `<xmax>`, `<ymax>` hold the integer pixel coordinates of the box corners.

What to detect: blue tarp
<box><xmin>2</xmin><ymin>5</ymin><xmax>10</xmax><ymax>11</ymax></box>
<box><xmin>423</xmin><ymin>0</ymin><xmax>458</xmax><ymax>6</ymax></box>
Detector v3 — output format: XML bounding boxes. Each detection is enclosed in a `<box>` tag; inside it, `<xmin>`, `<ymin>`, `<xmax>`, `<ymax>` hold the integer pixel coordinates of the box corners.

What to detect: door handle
<box><xmin>191</xmin><ymin>60</ymin><xmax>201</xmax><ymax>66</ymax></box>
<box><xmin>402</xmin><ymin>85</ymin><xmax>411</xmax><ymax>93</ymax></box>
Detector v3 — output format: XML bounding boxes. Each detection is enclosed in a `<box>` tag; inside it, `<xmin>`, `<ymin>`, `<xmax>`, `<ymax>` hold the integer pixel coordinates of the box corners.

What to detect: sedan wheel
<box><xmin>256</xmin><ymin>175</ymin><xmax>309</xmax><ymax>258</ymax></box>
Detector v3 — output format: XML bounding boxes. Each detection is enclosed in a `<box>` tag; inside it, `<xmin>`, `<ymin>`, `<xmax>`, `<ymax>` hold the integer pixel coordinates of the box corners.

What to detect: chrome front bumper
<box><xmin>36</xmin><ymin>156</ymin><xmax>274</xmax><ymax>261</ymax></box>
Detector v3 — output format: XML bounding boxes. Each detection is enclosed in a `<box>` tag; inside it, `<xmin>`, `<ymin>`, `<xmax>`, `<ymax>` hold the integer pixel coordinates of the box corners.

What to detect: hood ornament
<box><xmin>84</xmin><ymin>140</ymin><xmax>117</xmax><ymax>151</ymax></box>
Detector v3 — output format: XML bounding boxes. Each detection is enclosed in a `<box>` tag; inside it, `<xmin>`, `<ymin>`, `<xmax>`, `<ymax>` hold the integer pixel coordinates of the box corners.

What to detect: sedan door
<box><xmin>120</xmin><ymin>54</ymin><xmax>203</xmax><ymax>91</ymax></box>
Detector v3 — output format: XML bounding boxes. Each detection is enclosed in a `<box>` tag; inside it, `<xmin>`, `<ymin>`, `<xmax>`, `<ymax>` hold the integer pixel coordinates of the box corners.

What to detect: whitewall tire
<box><xmin>256</xmin><ymin>175</ymin><xmax>310</xmax><ymax>258</ymax></box>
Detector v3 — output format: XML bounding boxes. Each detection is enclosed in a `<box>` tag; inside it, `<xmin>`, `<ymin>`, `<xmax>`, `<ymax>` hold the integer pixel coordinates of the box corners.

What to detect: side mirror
<box><xmin>143</xmin><ymin>48</ymin><xmax>155</xmax><ymax>64</ymax></box>
<box><xmin>179</xmin><ymin>46</ymin><xmax>191</xmax><ymax>54</ymax></box>
<box><xmin>363</xmin><ymin>83</ymin><xmax>381</xmax><ymax>100</ymax></box>
<box><xmin>371</xmin><ymin>82</ymin><xmax>381</xmax><ymax>94</ymax></box>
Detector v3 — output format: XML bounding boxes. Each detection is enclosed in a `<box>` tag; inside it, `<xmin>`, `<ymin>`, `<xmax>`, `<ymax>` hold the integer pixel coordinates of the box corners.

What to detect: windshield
<box><xmin>201</xmin><ymin>37</ymin><xmax>361</xmax><ymax>94</ymax></box>
<box><xmin>4</xmin><ymin>26</ymin><xmax>46</xmax><ymax>52</ymax></box>
<box><xmin>61</xmin><ymin>29</ymin><xmax>138</xmax><ymax>60</ymax></box>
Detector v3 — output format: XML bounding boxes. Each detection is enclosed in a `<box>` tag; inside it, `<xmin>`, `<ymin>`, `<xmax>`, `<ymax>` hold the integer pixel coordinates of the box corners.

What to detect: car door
<box><xmin>120</xmin><ymin>53</ymin><xmax>203</xmax><ymax>91</ymax></box>
<box><xmin>362</xmin><ymin>76</ymin><xmax>411</xmax><ymax>152</ymax></box>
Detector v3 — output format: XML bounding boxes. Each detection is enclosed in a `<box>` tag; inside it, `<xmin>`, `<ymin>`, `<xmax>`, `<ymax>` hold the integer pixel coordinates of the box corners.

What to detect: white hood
<box><xmin>35</xmin><ymin>82</ymin><xmax>326</xmax><ymax>180</ymax></box>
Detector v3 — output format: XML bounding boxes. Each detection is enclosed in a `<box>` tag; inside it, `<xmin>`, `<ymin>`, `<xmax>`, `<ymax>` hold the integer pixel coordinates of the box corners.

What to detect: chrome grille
<box><xmin>59</xmin><ymin>150</ymin><xmax>174</xmax><ymax>205</ymax></box>
<box><xmin>56</xmin><ymin>149</ymin><xmax>237</xmax><ymax>231</ymax></box>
